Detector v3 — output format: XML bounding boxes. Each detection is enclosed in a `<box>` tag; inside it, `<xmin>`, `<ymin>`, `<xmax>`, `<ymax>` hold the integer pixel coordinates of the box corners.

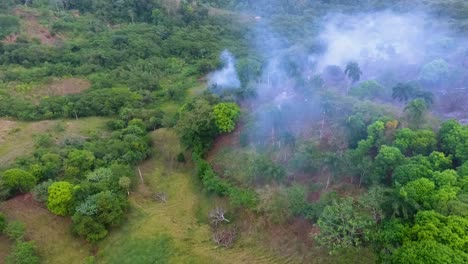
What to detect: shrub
<box><xmin>5</xmin><ymin>221</ymin><xmax>25</xmax><ymax>240</ymax></box>
<box><xmin>32</xmin><ymin>180</ymin><xmax>54</xmax><ymax>203</ymax></box>
<box><xmin>6</xmin><ymin>241</ymin><xmax>40</xmax><ymax>264</ymax></box>
<box><xmin>1</xmin><ymin>169</ymin><xmax>37</xmax><ymax>194</ymax></box>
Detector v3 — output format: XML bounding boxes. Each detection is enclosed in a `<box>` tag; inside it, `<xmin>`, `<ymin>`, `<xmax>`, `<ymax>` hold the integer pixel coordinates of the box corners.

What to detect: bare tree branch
<box><xmin>154</xmin><ymin>192</ymin><xmax>168</xmax><ymax>203</ymax></box>
<box><xmin>209</xmin><ymin>207</ymin><xmax>230</xmax><ymax>226</ymax></box>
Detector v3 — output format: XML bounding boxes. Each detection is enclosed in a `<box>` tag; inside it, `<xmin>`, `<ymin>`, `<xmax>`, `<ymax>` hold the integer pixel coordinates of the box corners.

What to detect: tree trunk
<box><xmin>138</xmin><ymin>167</ymin><xmax>144</xmax><ymax>184</ymax></box>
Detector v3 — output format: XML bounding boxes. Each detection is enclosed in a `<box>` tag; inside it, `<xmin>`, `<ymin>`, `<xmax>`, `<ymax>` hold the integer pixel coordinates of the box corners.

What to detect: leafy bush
<box><xmin>47</xmin><ymin>181</ymin><xmax>75</xmax><ymax>216</ymax></box>
<box><xmin>1</xmin><ymin>169</ymin><xmax>37</xmax><ymax>194</ymax></box>
<box><xmin>5</xmin><ymin>221</ymin><xmax>25</xmax><ymax>240</ymax></box>
<box><xmin>0</xmin><ymin>15</ymin><xmax>19</xmax><ymax>38</ymax></box>
<box><xmin>6</xmin><ymin>241</ymin><xmax>40</xmax><ymax>264</ymax></box>
<box><xmin>32</xmin><ymin>179</ymin><xmax>54</xmax><ymax>202</ymax></box>
<box><xmin>213</xmin><ymin>102</ymin><xmax>241</xmax><ymax>133</ymax></box>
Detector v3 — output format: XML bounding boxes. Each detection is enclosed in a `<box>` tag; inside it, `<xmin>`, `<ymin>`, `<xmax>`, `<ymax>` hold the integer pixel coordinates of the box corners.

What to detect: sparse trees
<box><xmin>315</xmin><ymin>198</ymin><xmax>373</xmax><ymax>254</ymax></box>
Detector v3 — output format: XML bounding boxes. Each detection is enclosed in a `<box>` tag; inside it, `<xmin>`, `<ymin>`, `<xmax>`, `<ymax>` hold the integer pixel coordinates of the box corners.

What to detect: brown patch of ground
<box><xmin>39</xmin><ymin>78</ymin><xmax>91</xmax><ymax>96</ymax></box>
<box><xmin>13</xmin><ymin>7</ymin><xmax>61</xmax><ymax>46</ymax></box>
<box><xmin>0</xmin><ymin>120</ymin><xmax>17</xmax><ymax>144</ymax></box>
<box><xmin>0</xmin><ymin>234</ymin><xmax>12</xmax><ymax>263</ymax></box>
<box><xmin>0</xmin><ymin>194</ymin><xmax>90</xmax><ymax>263</ymax></box>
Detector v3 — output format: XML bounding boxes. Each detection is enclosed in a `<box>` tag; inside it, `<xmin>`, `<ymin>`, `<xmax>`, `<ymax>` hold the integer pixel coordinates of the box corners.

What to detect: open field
<box><xmin>0</xmin><ymin>117</ymin><xmax>110</xmax><ymax>167</ymax></box>
<box><xmin>98</xmin><ymin>129</ymin><xmax>295</xmax><ymax>263</ymax></box>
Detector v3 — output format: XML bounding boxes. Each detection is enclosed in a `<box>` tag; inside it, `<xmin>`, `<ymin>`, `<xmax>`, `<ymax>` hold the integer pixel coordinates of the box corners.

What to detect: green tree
<box><xmin>428</xmin><ymin>151</ymin><xmax>452</xmax><ymax>171</ymax></box>
<box><xmin>213</xmin><ymin>102</ymin><xmax>241</xmax><ymax>133</ymax></box>
<box><xmin>47</xmin><ymin>181</ymin><xmax>74</xmax><ymax>216</ymax></box>
<box><xmin>393</xmin><ymin>163</ymin><xmax>433</xmax><ymax>185</ymax></box>
<box><xmin>1</xmin><ymin>169</ymin><xmax>37</xmax><ymax>194</ymax></box>
<box><xmin>391</xmin><ymin>240</ymin><xmax>468</xmax><ymax>264</ymax></box>
<box><xmin>393</xmin><ymin>128</ymin><xmax>437</xmax><ymax>156</ymax></box>
<box><xmin>118</xmin><ymin>176</ymin><xmax>131</xmax><ymax>195</ymax></box>
<box><xmin>65</xmin><ymin>150</ymin><xmax>95</xmax><ymax>178</ymax></box>
<box><xmin>349</xmin><ymin>80</ymin><xmax>384</xmax><ymax>99</ymax></box>
<box><xmin>404</xmin><ymin>99</ymin><xmax>428</xmax><ymax>127</ymax></box>
<box><xmin>439</xmin><ymin>120</ymin><xmax>463</xmax><ymax>156</ymax></box>
<box><xmin>392</xmin><ymin>83</ymin><xmax>417</xmax><ymax>102</ymax></box>
<box><xmin>175</xmin><ymin>99</ymin><xmax>218</xmax><ymax>152</ymax></box>
<box><xmin>373</xmin><ymin>145</ymin><xmax>405</xmax><ymax>184</ymax></box>
<box><xmin>315</xmin><ymin>198</ymin><xmax>373</xmax><ymax>254</ymax></box>
<box><xmin>400</xmin><ymin>178</ymin><xmax>435</xmax><ymax>209</ymax></box>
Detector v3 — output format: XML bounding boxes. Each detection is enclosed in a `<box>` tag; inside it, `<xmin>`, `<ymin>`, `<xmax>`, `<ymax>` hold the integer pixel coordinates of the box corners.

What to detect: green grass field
<box><xmin>97</xmin><ymin>129</ymin><xmax>292</xmax><ymax>264</ymax></box>
<box><xmin>0</xmin><ymin>117</ymin><xmax>110</xmax><ymax>167</ymax></box>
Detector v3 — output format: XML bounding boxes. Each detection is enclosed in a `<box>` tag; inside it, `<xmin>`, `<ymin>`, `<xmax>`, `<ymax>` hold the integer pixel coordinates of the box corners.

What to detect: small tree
<box><xmin>47</xmin><ymin>181</ymin><xmax>74</xmax><ymax>216</ymax></box>
<box><xmin>118</xmin><ymin>177</ymin><xmax>131</xmax><ymax>196</ymax></box>
<box><xmin>315</xmin><ymin>198</ymin><xmax>373</xmax><ymax>254</ymax></box>
<box><xmin>1</xmin><ymin>169</ymin><xmax>37</xmax><ymax>194</ymax></box>
<box><xmin>404</xmin><ymin>99</ymin><xmax>428</xmax><ymax>127</ymax></box>
<box><xmin>213</xmin><ymin>102</ymin><xmax>241</xmax><ymax>133</ymax></box>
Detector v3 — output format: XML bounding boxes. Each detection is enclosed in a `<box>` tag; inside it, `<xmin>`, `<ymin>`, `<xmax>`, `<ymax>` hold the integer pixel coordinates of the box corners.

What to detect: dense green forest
<box><xmin>1</xmin><ymin>0</ymin><xmax>468</xmax><ymax>263</ymax></box>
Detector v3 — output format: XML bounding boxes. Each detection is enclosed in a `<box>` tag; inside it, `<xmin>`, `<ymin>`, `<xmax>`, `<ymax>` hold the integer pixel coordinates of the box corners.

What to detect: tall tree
<box><xmin>345</xmin><ymin>61</ymin><xmax>363</xmax><ymax>84</ymax></box>
<box><xmin>404</xmin><ymin>99</ymin><xmax>428</xmax><ymax>127</ymax></box>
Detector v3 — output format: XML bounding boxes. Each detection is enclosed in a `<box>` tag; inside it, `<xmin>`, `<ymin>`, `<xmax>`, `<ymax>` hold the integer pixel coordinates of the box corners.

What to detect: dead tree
<box><xmin>209</xmin><ymin>207</ymin><xmax>230</xmax><ymax>226</ymax></box>
<box><xmin>212</xmin><ymin>228</ymin><xmax>237</xmax><ymax>248</ymax></box>
<box><xmin>154</xmin><ymin>192</ymin><xmax>168</xmax><ymax>203</ymax></box>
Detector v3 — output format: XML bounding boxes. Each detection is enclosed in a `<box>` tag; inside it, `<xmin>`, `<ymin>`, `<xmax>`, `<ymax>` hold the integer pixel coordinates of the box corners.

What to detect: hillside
<box><xmin>1</xmin><ymin>1</ymin><xmax>468</xmax><ymax>264</ymax></box>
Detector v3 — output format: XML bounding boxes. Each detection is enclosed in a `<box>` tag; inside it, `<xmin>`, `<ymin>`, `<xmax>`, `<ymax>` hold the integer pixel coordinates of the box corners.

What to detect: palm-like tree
<box><xmin>392</xmin><ymin>83</ymin><xmax>416</xmax><ymax>102</ymax></box>
<box><xmin>404</xmin><ymin>99</ymin><xmax>428</xmax><ymax>125</ymax></box>
<box><xmin>344</xmin><ymin>61</ymin><xmax>363</xmax><ymax>83</ymax></box>
<box><xmin>413</xmin><ymin>90</ymin><xmax>434</xmax><ymax>106</ymax></box>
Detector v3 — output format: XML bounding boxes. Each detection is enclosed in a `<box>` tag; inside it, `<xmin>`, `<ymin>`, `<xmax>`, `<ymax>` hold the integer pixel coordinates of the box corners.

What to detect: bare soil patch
<box><xmin>40</xmin><ymin>78</ymin><xmax>91</xmax><ymax>96</ymax></box>
<box><xmin>0</xmin><ymin>193</ymin><xmax>90</xmax><ymax>263</ymax></box>
<box><xmin>13</xmin><ymin>7</ymin><xmax>61</xmax><ymax>46</ymax></box>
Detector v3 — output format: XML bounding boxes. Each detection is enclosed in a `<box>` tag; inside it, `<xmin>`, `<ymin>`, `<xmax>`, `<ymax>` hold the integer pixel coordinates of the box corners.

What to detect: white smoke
<box><xmin>208</xmin><ymin>50</ymin><xmax>241</xmax><ymax>89</ymax></box>
<box><xmin>316</xmin><ymin>11</ymin><xmax>452</xmax><ymax>71</ymax></box>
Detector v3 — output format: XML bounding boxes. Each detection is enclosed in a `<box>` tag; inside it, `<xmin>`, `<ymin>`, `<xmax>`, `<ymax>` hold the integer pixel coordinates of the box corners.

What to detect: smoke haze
<box><xmin>208</xmin><ymin>50</ymin><xmax>241</xmax><ymax>89</ymax></box>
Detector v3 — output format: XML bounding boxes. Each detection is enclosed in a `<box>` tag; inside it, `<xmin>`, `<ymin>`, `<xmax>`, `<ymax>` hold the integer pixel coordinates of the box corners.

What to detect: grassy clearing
<box><xmin>97</xmin><ymin>129</ymin><xmax>293</xmax><ymax>264</ymax></box>
<box><xmin>0</xmin><ymin>117</ymin><xmax>110</xmax><ymax>167</ymax></box>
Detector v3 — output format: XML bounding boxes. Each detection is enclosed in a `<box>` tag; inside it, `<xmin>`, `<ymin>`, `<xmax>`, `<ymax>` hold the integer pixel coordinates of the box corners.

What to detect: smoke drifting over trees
<box><xmin>208</xmin><ymin>50</ymin><xmax>241</xmax><ymax>89</ymax></box>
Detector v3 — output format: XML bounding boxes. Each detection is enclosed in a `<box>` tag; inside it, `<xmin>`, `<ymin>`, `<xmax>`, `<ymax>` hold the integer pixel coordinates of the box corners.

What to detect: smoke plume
<box><xmin>208</xmin><ymin>50</ymin><xmax>241</xmax><ymax>89</ymax></box>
